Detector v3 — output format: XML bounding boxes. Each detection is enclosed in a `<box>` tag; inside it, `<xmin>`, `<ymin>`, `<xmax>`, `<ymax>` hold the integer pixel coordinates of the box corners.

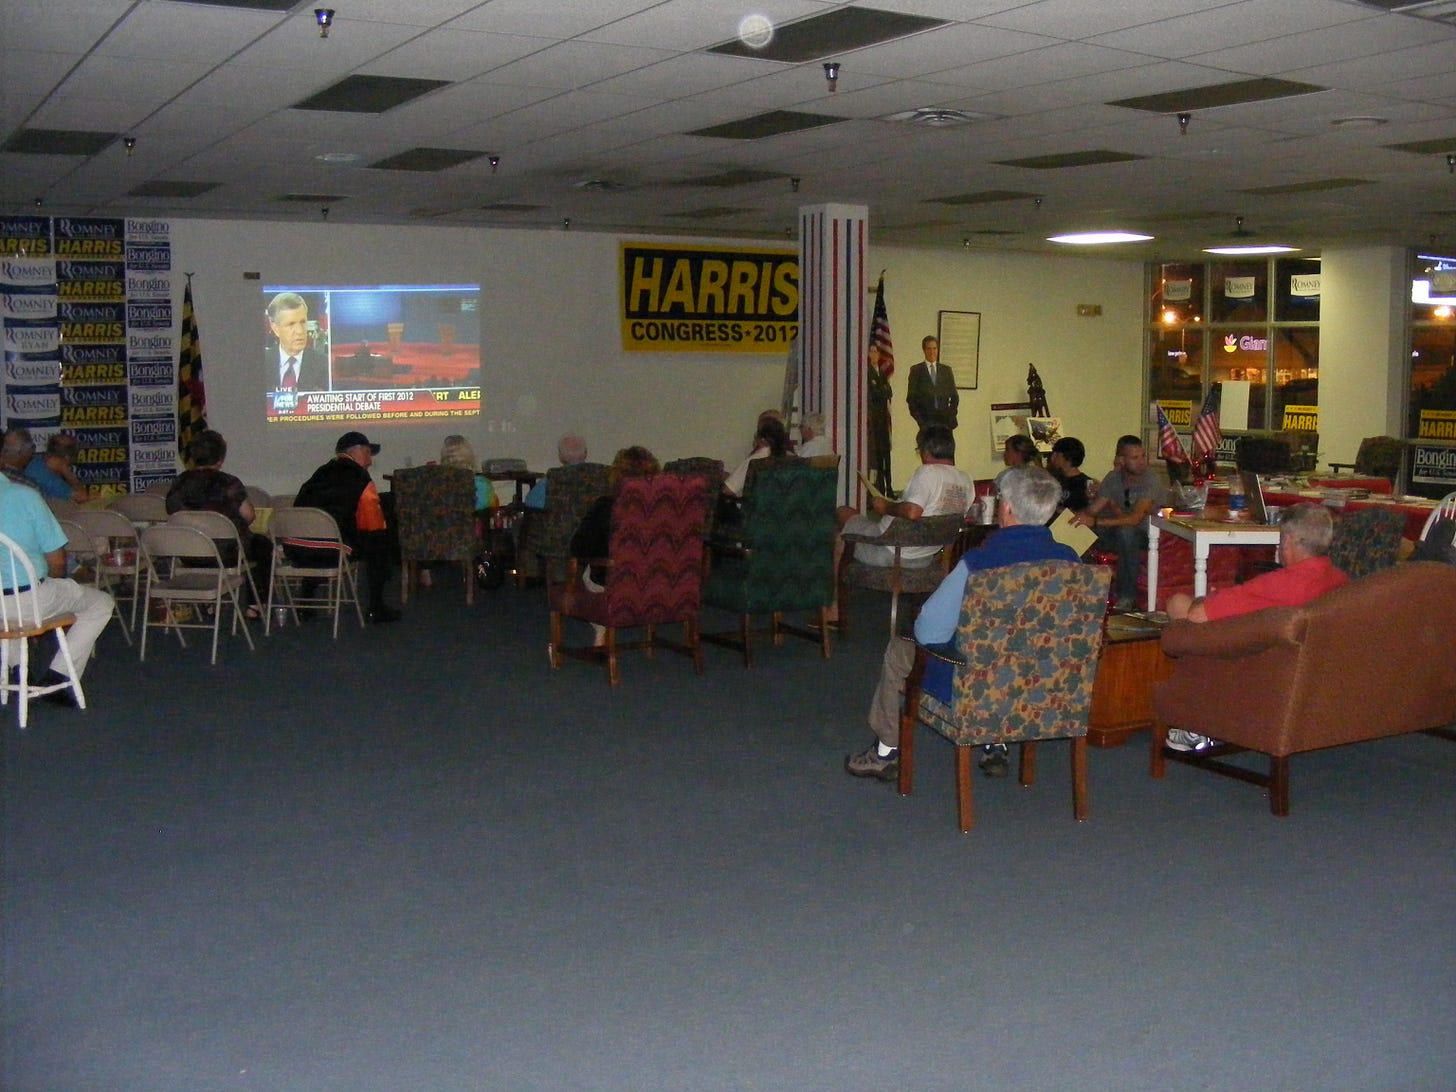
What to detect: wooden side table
<box><xmin>1087</xmin><ymin>615</ymin><xmax>1174</xmax><ymax>748</ymax></box>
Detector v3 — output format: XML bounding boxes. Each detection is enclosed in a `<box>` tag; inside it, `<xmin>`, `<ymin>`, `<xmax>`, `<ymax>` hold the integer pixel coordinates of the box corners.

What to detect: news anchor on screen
<box><xmin>266</xmin><ymin>291</ymin><xmax>330</xmax><ymax>392</ymax></box>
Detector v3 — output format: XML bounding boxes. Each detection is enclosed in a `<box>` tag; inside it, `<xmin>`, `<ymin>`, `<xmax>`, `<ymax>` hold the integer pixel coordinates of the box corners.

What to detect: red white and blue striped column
<box><xmin>798</xmin><ymin>203</ymin><xmax>867</xmax><ymax>508</ymax></box>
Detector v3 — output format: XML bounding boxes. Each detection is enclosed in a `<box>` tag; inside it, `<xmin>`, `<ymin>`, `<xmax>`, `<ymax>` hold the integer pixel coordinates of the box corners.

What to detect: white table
<box><xmin>1147</xmin><ymin>512</ymin><xmax>1282</xmax><ymax>610</ymax></box>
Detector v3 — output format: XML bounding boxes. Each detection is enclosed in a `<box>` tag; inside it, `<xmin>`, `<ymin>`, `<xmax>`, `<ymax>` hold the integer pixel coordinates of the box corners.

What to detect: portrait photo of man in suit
<box><xmin>266</xmin><ymin>291</ymin><xmax>331</xmax><ymax>392</ymax></box>
<box><xmin>906</xmin><ymin>335</ymin><xmax>958</xmax><ymax>431</ymax></box>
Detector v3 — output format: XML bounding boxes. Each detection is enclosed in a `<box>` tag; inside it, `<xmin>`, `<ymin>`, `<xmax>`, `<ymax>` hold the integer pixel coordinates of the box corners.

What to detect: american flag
<box><xmin>869</xmin><ymin>274</ymin><xmax>894</xmax><ymax>378</ymax></box>
<box><xmin>1191</xmin><ymin>384</ymin><xmax>1222</xmax><ymax>465</ymax></box>
<box><xmin>1154</xmin><ymin>402</ymin><xmax>1187</xmax><ymax>463</ymax></box>
<box><xmin>176</xmin><ymin>276</ymin><xmax>208</xmax><ymax>459</ymax></box>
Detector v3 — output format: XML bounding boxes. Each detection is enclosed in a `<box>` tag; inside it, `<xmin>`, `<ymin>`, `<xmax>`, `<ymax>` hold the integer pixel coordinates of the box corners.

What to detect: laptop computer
<box><xmin>1239</xmin><ymin>469</ymin><xmax>1269</xmax><ymax>524</ymax></box>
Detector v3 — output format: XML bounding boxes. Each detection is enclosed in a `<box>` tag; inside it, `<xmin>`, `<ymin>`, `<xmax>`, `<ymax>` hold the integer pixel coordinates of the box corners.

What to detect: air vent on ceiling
<box><xmin>369</xmin><ymin>147</ymin><xmax>486</xmax><ymax>172</ymax></box>
<box><xmin>929</xmin><ymin>190</ymin><xmax>1040</xmax><ymax>206</ymax></box>
<box><xmin>128</xmin><ymin>181</ymin><xmax>219</xmax><ymax>199</ymax></box>
<box><xmin>477</xmin><ymin>203</ymin><xmax>543</xmax><ymax>213</ymax></box>
<box><xmin>278</xmin><ymin>193</ymin><xmax>346</xmax><ymax>203</ymax></box>
<box><xmin>1385</xmin><ymin>136</ymin><xmax>1456</xmax><ymax>154</ymax></box>
<box><xmin>1108</xmin><ymin>77</ymin><xmax>1324</xmax><ymax>113</ymax></box>
<box><xmin>994</xmin><ymin>150</ymin><xmax>1145</xmax><ymax>169</ymax></box>
<box><xmin>1354</xmin><ymin>1</ymin><xmax>1456</xmax><ymax>24</ymax></box>
<box><xmin>670</xmin><ymin>169</ymin><xmax>785</xmax><ymax>188</ymax></box>
<box><xmin>1239</xmin><ymin>178</ymin><xmax>1372</xmax><ymax>195</ymax></box>
<box><xmin>3</xmin><ymin>128</ymin><xmax>119</xmax><ymax>156</ymax></box>
<box><xmin>664</xmin><ymin>207</ymin><xmax>750</xmax><ymax>220</ymax></box>
<box><xmin>294</xmin><ymin>75</ymin><xmax>450</xmax><ymax>114</ymax></box>
<box><xmin>574</xmin><ymin>179</ymin><xmax>627</xmax><ymax>192</ymax></box>
<box><xmin>688</xmin><ymin>110</ymin><xmax>841</xmax><ymax>140</ymax></box>
<box><xmin>177</xmin><ymin>0</ymin><xmax>297</xmax><ymax>9</ymax></box>
<box><xmin>708</xmin><ymin>7</ymin><xmax>947</xmax><ymax>63</ymax></box>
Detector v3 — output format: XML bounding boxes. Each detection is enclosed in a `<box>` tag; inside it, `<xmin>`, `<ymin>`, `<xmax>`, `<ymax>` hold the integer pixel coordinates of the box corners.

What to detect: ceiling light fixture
<box><xmin>1448</xmin><ymin>152</ymin><xmax>1455</xmax><ymax>174</ymax></box>
<box><xmin>790</xmin><ymin>176</ymin><xmax>800</xmax><ymax>193</ymax></box>
<box><xmin>488</xmin><ymin>155</ymin><xmax>499</xmax><ymax>174</ymax></box>
<box><xmin>315</xmin><ymin>9</ymin><xmax>334</xmax><ymax>38</ymax></box>
<box><xmin>823</xmin><ymin>62</ymin><xmax>840</xmax><ymax>93</ymax></box>
<box><xmin>1177</xmin><ymin>112</ymin><xmax>1191</xmax><ymax>136</ymax></box>
<box><xmin>1203</xmin><ymin>244</ymin><xmax>1299</xmax><ymax>255</ymax></box>
<box><xmin>123</xmin><ymin>136</ymin><xmax>136</xmax><ymax>156</ymax></box>
<box><xmin>1047</xmin><ymin>231</ymin><xmax>1154</xmax><ymax>245</ymax></box>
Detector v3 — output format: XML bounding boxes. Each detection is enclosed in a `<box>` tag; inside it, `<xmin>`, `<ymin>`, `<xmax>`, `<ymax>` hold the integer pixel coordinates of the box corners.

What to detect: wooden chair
<box><xmin>0</xmin><ymin>530</ymin><xmax>87</xmax><ymax>727</ymax></box>
<box><xmin>391</xmin><ymin>464</ymin><xmax>478</xmax><ymax>606</ymax></box>
<box><xmin>702</xmin><ymin>463</ymin><xmax>838</xmax><ymax>666</ymax></box>
<box><xmin>897</xmin><ymin>560</ymin><xmax>1111</xmax><ymax>832</ymax></box>
<box><xmin>838</xmin><ymin>512</ymin><xmax>966</xmax><ymax>638</ymax></box>
<box><xmin>517</xmin><ymin>462</ymin><xmax>611</xmax><ymax>587</ymax></box>
<box><xmin>548</xmin><ymin>474</ymin><xmax>709</xmax><ymax>686</ymax></box>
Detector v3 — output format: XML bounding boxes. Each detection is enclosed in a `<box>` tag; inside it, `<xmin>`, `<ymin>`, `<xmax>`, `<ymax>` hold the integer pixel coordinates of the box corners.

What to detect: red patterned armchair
<box><xmin>548</xmin><ymin>474</ymin><xmax>710</xmax><ymax>686</ymax></box>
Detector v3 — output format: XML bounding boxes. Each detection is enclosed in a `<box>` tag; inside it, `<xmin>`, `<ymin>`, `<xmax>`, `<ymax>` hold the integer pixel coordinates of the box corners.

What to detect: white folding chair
<box><xmin>71</xmin><ymin>507</ymin><xmax>143</xmax><ymax>645</ymax></box>
<box><xmin>46</xmin><ymin>496</ymin><xmax>83</xmax><ymax>522</ymax></box>
<box><xmin>139</xmin><ymin>523</ymin><xmax>255</xmax><ymax>664</ymax></box>
<box><xmin>266</xmin><ymin>507</ymin><xmax>365</xmax><ymax>638</ymax></box>
<box><xmin>167</xmin><ymin>510</ymin><xmax>262</xmax><ymax>619</ymax></box>
<box><xmin>244</xmin><ymin>484</ymin><xmax>273</xmax><ymax>510</ymax></box>
<box><xmin>109</xmin><ymin>492</ymin><xmax>169</xmax><ymax>528</ymax></box>
<box><xmin>0</xmin><ymin>529</ymin><xmax>86</xmax><ymax>727</ymax></box>
<box><xmin>1418</xmin><ymin>491</ymin><xmax>1456</xmax><ymax>542</ymax></box>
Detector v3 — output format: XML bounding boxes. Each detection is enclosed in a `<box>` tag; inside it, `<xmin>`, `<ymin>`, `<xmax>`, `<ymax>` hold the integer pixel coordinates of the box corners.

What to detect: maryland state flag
<box><xmin>177</xmin><ymin>276</ymin><xmax>208</xmax><ymax>460</ymax></box>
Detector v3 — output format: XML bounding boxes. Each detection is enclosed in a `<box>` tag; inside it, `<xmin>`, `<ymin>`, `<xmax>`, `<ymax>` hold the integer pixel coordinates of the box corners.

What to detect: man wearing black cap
<box><xmin>293</xmin><ymin>431</ymin><xmax>399</xmax><ymax>623</ymax></box>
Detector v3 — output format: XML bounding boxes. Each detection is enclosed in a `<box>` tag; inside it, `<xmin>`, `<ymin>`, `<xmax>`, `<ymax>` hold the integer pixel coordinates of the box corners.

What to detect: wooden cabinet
<box><xmin>1087</xmin><ymin>627</ymin><xmax>1174</xmax><ymax>748</ymax></box>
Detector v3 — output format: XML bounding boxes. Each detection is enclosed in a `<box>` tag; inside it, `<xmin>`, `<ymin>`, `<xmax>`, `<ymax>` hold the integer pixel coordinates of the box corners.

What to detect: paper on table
<box><xmin>1049</xmin><ymin>511</ymin><xmax>1098</xmax><ymax>555</ymax></box>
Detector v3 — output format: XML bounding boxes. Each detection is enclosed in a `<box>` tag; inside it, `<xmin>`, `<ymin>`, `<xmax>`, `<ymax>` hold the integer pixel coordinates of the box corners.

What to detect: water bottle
<box><xmin>1228</xmin><ymin>475</ymin><xmax>1247</xmax><ymax>518</ymax></box>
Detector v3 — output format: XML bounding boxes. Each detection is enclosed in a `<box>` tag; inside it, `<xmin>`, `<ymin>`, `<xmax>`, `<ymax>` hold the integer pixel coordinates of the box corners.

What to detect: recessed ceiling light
<box><xmin>882</xmin><ymin>107</ymin><xmax>997</xmax><ymax>127</ymax></box>
<box><xmin>1203</xmin><ymin>245</ymin><xmax>1299</xmax><ymax>255</ymax></box>
<box><xmin>1330</xmin><ymin>116</ymin><xmax>1388</xmax><ymax>129</ymax></box>
<box><xmin>1047</xmin><ymin>231</ymin><xmax>1154</xmax><ymax>245</ymax></box>
<box><xmin>315</xmin><ymin>151</ymin><xmax>361</xmax><ymax>163</ymax></box>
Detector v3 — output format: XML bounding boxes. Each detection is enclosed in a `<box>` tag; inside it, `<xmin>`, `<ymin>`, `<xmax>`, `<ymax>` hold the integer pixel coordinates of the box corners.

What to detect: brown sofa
<box><xmin>1151</xmin><ymin>561</ymin><xmax>1456</xmax><ymax>815</ymax></box>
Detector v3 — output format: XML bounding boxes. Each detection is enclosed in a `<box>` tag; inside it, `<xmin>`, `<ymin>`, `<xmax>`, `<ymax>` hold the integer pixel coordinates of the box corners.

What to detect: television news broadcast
<box><xmin>264</xmin><ymin>283</ymin><xmax>481</xmax><ymax>425</ymax></box>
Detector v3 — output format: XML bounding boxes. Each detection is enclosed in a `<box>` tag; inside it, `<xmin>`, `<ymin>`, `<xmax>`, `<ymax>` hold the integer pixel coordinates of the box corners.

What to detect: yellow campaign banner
<box><xmin>1282</xmin><ymin>404</ymin><xmax>1318</xmax><ymax>431</ymax></box>
<box><xmin>1157</xmin><ymin>400</ymin><xmax>1192</xmax><ymax>427</ymax></box>
<box><xmin>620</xmin><ymin>242</ymin><xmax>798</xmax><ymax>352</ymax></box>
<box><xmin>1418</xmin><ymin>409</ymin><xmax>1456</xmax><ymax>440</ymax></box>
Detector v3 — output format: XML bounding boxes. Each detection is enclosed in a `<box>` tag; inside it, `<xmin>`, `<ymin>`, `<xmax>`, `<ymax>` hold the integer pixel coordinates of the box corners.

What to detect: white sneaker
<box><xmin>1166</xmin><ymin>728</ymin><xmax>1213</xmax><ymax>752</ymax></box>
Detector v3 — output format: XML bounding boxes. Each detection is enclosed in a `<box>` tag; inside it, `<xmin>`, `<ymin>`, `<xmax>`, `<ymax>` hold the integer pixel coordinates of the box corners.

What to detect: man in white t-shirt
<box><xmin>797</xmin><ymin>412</ymin><xmax>834</xmax><ymax>460</ymax></box>
<box><xmin>838</xmin><ymin>425</ymin><xmax>971</xmax><ymax>567</ymax></box>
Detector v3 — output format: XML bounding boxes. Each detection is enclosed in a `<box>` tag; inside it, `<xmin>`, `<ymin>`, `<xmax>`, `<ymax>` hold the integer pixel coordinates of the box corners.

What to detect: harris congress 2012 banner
<box><xmin>620</xmin><ymin>242</ymin><xmax>798</xmax><ymax>352</ymax></box>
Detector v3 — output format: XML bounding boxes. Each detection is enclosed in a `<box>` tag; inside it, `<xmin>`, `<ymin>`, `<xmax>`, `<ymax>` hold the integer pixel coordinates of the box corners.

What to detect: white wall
<box><xmin>873</xmin><ymin>245</ymin><xmax>1145</xmax><ymax>482</ymax></box>
<box><xmin>168</xmin><ymin>219</ymin><xmax>1145</xmax><ymax>493</ymax></box>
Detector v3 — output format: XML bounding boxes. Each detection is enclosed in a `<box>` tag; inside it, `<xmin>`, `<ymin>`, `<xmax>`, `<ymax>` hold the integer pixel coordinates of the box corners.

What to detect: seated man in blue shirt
<box><xmin>845</xmin><ymin>466</ymin><xmax>1080</xmax><ymax>782</ymax></box>
<box><xmin>25</xmin><ymin>433</ymin><xmax>90</xmax><ymax>503</ymax></box>
<box><xmin>0</xmin><ymin>476</ymin><xmax>114</xmax><ymax>705</ymax></box>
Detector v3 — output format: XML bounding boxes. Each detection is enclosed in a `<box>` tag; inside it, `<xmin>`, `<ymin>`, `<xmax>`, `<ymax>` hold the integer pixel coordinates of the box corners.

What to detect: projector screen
<box><xmin>263</xmin><ymin>283</ymin><xmax>481</xmax><ymax>424</ymax></box>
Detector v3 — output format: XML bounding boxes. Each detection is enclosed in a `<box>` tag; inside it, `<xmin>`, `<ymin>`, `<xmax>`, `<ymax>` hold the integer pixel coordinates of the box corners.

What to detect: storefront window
<box><xmin>1272</xmin><ymin>328</ymin><xmax>1318</xmax><ymax>429</ymax></box>
<box><xmin>1150</xmin><ymin>263</ymin><xmax>1204</xmax><ymax>324</ymax></box>
<box><xmin>1408</xmin><ymin>253</ymin><xmax>1456</xmax><ymax>439</ymax></box>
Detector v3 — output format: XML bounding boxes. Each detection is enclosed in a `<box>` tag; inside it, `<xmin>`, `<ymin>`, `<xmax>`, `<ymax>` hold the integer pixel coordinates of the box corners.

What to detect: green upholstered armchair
<box><xmin>392</xmin><ymin>464</ymin><xmax>479</xmax><ymax>605</ymax></box>
<box><xmin>702</xmin><ymin>463</ymin><xmax>838</xmax><ymax>666</ymax></box>
<box><xmin>896</xmin><ymin>559</ymin><xmax>1111</xmax><ymax>832</ymax></box>
<box><xmin>1328</xmin><ymin>435</ymin><xmax>1404</xmax><ymax>482</ymax></box>
<box><xmin>517</xmin><ymin>462</ymin><xmax>611</xmax><ymax>586</ymax></box>
<box><xmin>1328</xmin><ymin>506</ymin><xmax>1405</xmax><ymax>580</ymax></box>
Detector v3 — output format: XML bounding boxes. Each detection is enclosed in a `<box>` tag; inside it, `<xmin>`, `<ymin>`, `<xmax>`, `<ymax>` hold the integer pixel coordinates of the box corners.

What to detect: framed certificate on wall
<box><xmin>937</xmin><ymin>310</ymin><xmax>981</xmax><ymax>390</ymax></box>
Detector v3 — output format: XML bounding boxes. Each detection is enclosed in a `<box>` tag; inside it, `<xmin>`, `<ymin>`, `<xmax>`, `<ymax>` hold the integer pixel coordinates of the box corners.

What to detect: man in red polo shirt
<box><xmin>1164</xmin><ymin>502</ymin><xmax>1348</xmax><ymax>748</ymax></box>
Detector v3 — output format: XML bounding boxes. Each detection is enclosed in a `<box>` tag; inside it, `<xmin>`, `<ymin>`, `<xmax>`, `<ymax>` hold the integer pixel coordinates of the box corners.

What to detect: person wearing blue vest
<box><xmin>845</xmin><ymin>466</ymin><xmax>1078</xmax><ymax>782</ymax></box>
